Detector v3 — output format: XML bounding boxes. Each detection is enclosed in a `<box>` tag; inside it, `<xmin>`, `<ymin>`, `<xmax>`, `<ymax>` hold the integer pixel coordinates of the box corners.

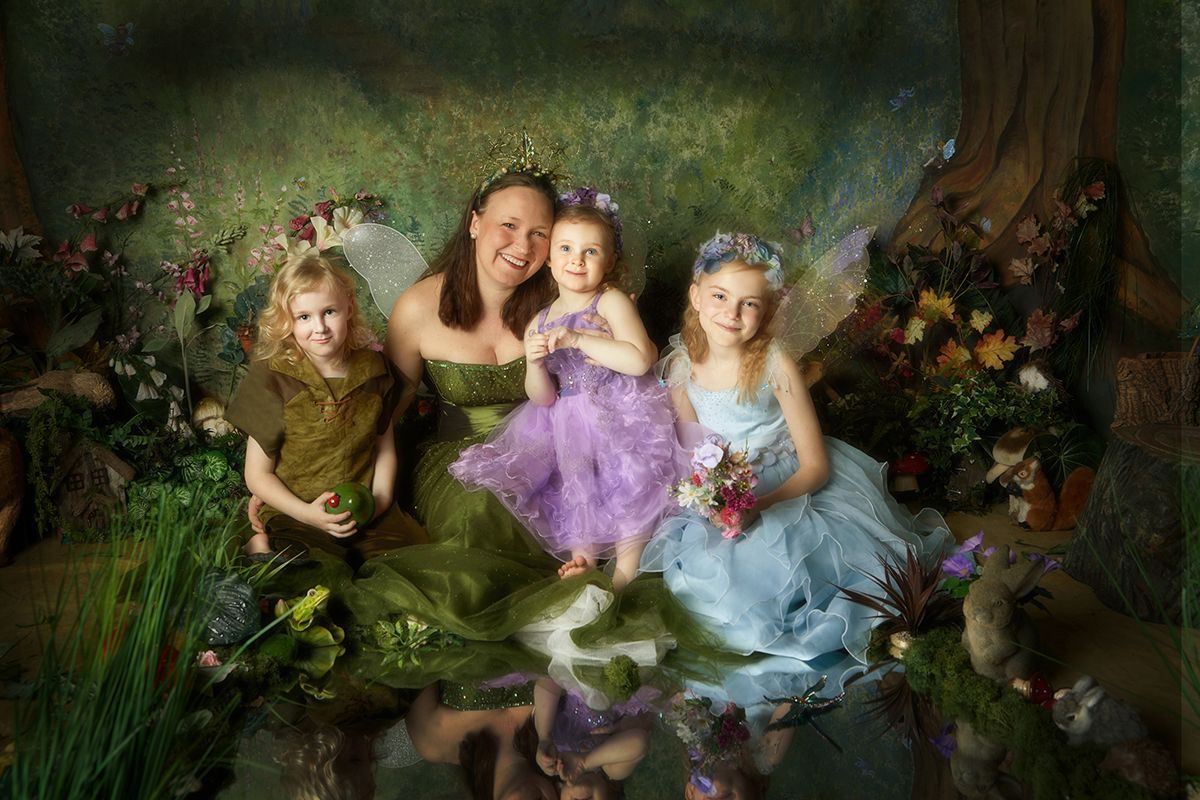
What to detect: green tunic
<box><xmin>225</xmin><ymin>348</ymin><xmax>427</xmax><ymax>565</ymax></box>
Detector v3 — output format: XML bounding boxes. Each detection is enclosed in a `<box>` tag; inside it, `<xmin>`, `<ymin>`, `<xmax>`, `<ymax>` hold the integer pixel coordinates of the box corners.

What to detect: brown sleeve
<box><xmin>225</xmin><ymin>359</ymin><xmax>286</xmax><ymax>457</ymax></box>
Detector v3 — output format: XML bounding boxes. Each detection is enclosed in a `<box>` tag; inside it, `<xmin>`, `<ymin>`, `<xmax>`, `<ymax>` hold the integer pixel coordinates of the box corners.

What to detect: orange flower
<box><xmin>974</xmin><ymin>329</ymin><xmax>1020</xmax><ymax>370</ymax></box>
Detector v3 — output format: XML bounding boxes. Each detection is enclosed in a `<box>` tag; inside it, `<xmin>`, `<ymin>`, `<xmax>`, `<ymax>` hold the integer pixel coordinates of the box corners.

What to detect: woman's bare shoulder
<box><xmin>391</xmin><ymin>275</ymin><xmax>441</xmax><ymax>322</ymax></box>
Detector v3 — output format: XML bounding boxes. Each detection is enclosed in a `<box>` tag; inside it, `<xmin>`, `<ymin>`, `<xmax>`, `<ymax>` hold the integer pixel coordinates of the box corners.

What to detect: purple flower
<box><xmin>941</xmin><ymin>552</ymin><xmax>975</xmax><ymax>579</ymax></box>
<box><xmin>1027</xmin><ymin>552</ymin><xmax>1062</xmax><ymax>573</ymax></box>
<box><xmin>689</xmin><ymin>770</ymin><xmax>716</xmax><ymax>796</ymax></box>
<box><xmin>929</xmin><ymin>723</ymin><xmax>956</xmax><ymax>758</ymax></box>
<box><xmin>959</xmin><ymin>531</ymin><xmax>985</xmax><ymax>553</ymax></box>
<box><xmin>692</xmin><ymin>442</ymin><xmax>724</xmax><ymax>470</ymax></box>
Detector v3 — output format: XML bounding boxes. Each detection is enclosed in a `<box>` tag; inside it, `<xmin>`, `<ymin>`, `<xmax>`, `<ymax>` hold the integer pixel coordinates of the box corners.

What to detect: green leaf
<box><xmin>142</xmin><ymin>334</ymin><xmax>170</xmax><ymax>353</ymax></box>
<box><xmin>196</xmin><ymin>294</ymin><xmax>212</xmax><ymax>315</ymax></box>
<box><xmin>44</xmin><ymin>309</ymin><xmax>101</xmax><ymax>358</ymax></box>
<box><xmin>173</xmin><ymin>292</ymin><xmax>197</xmax><ymax>340</ymax></box>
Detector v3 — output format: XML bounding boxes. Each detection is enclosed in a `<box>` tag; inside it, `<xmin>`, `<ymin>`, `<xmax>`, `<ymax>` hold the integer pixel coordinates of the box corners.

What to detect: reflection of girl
<box><xmin>533</xmin><ymin>677</ymin><xmax>652</xmax><ymax>799</ymax></box>
<box><xmin>227</xmin><ymin>255</ymin><xmax>425</xmax><ymax>567</ymax></box>
<box><xmin>452</xmin><ymin>189</ymin><xmax>683</xmax><ymax>589</ymax></box>
<box><xmin>642</xmin><ymin>233</ymin><xmax>950</xmax><ymax>696</ymax></box>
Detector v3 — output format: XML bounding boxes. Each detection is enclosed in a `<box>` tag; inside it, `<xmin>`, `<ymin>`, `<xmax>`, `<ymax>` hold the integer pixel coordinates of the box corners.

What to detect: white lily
<box><xmin>272</xmin><ymin>232</ymin><xmax>315</xmax><ymax>258</ymax></box>
<box><xmin>311</xmin><ymin>216</ymin><xmax>342</xmax><ymax>251</ymax></box>
<box><xmin>332</xmin><ymin>206</ymin><xmax>363</xmax><ymax>235</ymax></box>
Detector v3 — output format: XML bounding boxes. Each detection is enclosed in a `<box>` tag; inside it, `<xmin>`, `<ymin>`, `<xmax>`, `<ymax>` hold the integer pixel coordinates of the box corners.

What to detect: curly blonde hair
<box><xmin>255</xmin><ymin>255</ymin><xmax>372</xmax><ymax>364</ymax></box>
<box><xmin>680</xmin><ymin>261</ymin><xmax>781</xmax><ymax>404</ymax></box>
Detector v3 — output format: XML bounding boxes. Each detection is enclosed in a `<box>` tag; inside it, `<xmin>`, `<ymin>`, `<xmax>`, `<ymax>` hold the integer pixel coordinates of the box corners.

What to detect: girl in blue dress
<box><xmin>640</xmin><ymin>232</ymin><xmax>951</xmax><ymax>701</ymax></box>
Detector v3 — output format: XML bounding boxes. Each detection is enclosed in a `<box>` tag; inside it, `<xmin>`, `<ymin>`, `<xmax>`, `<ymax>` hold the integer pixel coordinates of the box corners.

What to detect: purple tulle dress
<box><xmin>450</xmin><ymin>293</ymin><xmax>685</xmax><ymax>562</ymax></box>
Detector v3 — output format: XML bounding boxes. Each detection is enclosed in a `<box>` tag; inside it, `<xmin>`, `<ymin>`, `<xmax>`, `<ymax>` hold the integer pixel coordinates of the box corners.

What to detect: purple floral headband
<box><xmin>557</xmin><ymin>186</ymin><xmax>624</xmax><ymax>255</ymax></box>
<box><xmin>693</xmin><ymin>231</ymin><xmax>784</xmax><ymax>289</ymax></box>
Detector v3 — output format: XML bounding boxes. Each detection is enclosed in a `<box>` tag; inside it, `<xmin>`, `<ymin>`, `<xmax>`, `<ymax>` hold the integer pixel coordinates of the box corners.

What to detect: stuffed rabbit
<box><xmin>961</xmin><ymin>545</ymin><xmax>1044</xmax><ymax>682</ymax></box>
<box><xmin>1052</xmin><ymin>676</ymin><xmax>1148</xmax><ymax>746</ymax></box>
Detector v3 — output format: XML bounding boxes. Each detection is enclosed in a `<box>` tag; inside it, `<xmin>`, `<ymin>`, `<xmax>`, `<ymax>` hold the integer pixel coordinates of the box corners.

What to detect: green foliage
<box><xmin>7</xmin><ymin>491</ymin><xmax>241</xmax><ymax>799</ymax></box>
<box><xmin>903</xmin><ymin>628</ymin><xmax>1153</xmax><ymax>799</ymax></box>
<box><xmin>1028</xmin><ymin>422</ymin><xmax>1105</xmax><ymax>488</ymax></box>
<box><xmin>909</xmin><ymin>372</ymin><xmax>1063</xmax><ymax>473</ymax></box>
<box><xmin>603</xmin><ymin>654</ymin><xmax>642</xmax><ymax>701</ymax></box>
<box><xmin>17</xmin><ymin>391</ymin><xmax>103</xmax><ymax>538</ymax></box>
<box><xmin>355</xmin><ymin>614</ymin><xmax>465</xmax><ymax>671</ymax></box>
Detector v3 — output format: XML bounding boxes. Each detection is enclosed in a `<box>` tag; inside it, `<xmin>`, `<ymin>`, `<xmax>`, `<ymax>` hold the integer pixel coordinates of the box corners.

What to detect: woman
<box><xmin>386</xmin><ymin>170</ymin><xmax>559</xmax><ymax>556</ymax></box>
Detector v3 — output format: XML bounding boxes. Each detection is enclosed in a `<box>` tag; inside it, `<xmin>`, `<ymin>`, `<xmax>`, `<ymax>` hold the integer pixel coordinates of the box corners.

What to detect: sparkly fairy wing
<box><xmin>654</xmin><ymin>333</ymin><xmax>693</xmax><ymax>388</ymax></box>
<box><xmin>340</xmin><ymin>223</ymin><xmax>430</xmax><ymax>318</ymax></box>
<box><xmin>775</xmin><ymin>226</ymin><xmax>874</xmax><ymax>360</ymax></box>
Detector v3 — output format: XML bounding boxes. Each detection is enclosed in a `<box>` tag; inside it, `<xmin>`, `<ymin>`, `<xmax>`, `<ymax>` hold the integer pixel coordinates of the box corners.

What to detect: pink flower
<box><xmin>313</xmin><ymin>200</ymin><xmax>335</xmax><ymax>222</ymax></box>
<box><xmin>131</xmin><ymin>183</ymin><xmax>149</xmax><ymax>196</ymax></box>
<box><xmin>1083</xmin><ymin>182</ymin><xmax>1106</xmax><ymax>200</ymax></box>
<box><xmin>64</xmin><ymin>252</ymin><xmax>88</xmax><ymax>273</ymax></box>
<box><xmin>115</xmin><ymin>202</ymin><xmax>132</xmax><ymax>220</ymax></box>
<box><xmin>91</xmin><ymin>207</ymin><xmax>110</xmax><ymax>223</ymax></box>
<box><xmin>66</xmin><ymin>203</ymin><xmax>94</xmax><ymax>218</ymax></box>
<box><xmin>888</xmin><ymin>327</ymin><xmax>906</xmax><ymax>344</ymax></box>
<box><xmin>197</xmin><ymin>650</ymin><xmax>222</xmax><ymax>668</ymax></box>
<box><xmin>79</xmin><ymin>232</ymin><xmax>98</xmax><ymax>253</ymax></box>
<box><xmin>297</xmin><ymin>224</ymin><xmax>315</xmax><ymax>242</ymax></box>
<box><xmin>289</xmin><ymin>214</ymin><xmax>310</xmax><ymax>232</ymax></box>
<box><xmin>53</xmin><ymin>240</ymin><xmax>71</xmax><ymax>261</ymax></box>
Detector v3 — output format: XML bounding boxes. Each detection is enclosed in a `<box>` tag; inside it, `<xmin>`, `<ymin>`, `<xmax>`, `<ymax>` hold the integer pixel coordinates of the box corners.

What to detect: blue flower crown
<box><xmin>557</xmin><ymin>186</ymin><xmax>624</xmax><ymax>255</ymax></box>
<box><xmin>693</xmin><ymin>232</ymin><xmax>784</xmax><ymax>288</ymax></box>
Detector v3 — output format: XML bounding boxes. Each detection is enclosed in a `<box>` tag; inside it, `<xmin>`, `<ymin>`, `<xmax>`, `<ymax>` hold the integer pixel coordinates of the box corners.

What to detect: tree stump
<box><xmin>1111</xmin><ymin>353</ymin><xmax>1197</xmax><ymax>428</ymax></box>
<box><xmin>1065</xmin><ymin>425</ymin><xmax>1199</xmax><ymax>625</ymax></box>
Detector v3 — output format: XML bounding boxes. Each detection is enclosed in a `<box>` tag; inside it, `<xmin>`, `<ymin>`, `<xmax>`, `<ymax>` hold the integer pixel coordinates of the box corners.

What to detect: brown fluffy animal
<box><xmin>999</xmin><ymin>457</ymin><xmax>1094</xmax><ymax>531</ymax></box>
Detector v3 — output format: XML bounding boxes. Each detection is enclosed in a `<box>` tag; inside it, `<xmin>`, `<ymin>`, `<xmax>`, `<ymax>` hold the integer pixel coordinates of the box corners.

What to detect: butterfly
<box><xmin>786</xmin><ymin>213</ymin><xmax>815</xmax><ymax>244</ymax></box>
<box><xmin>97</xmin><ymin>22</ymin><xmax>135</xmax><ymax>54</ymax></box>
<box><xmin>889</xmin><ymin>87</ymin><xmax>915</xmax><ymax>112</ymax></box>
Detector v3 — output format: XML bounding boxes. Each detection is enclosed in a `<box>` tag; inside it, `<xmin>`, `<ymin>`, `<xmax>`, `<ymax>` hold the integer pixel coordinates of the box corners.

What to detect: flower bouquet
<box><xmin>671</xmin><ymin>436</ymin><xmax>757</xmax><ymax>539</ymax></box>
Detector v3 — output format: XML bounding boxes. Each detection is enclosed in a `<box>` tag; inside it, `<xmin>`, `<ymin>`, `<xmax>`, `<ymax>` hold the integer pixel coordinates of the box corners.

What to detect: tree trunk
<box><xmin>889</xmin><ymin>0</ymin><xmax>1182</xmax><ymax>337</ymax></box>
<box><xmin>0</xmin><ymin>20</ymin><xmax>39</xmax><ymax>234</ymax></box>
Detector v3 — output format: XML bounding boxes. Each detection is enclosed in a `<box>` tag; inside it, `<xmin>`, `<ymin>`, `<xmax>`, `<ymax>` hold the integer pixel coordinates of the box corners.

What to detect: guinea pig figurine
<box><xmin>961</xmin><ymin>545</ymin><xmax>1045</xmax><ymax>682</ymax></box>
<box><xmin>1052</xmin><ymin>675</ymin><xmax>1148</xmax><ymax>747</ymax></box>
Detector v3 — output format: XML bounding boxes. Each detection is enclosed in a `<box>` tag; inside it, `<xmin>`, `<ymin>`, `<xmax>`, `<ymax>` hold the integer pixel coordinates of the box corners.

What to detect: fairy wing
<box><xmin>775</xmin><ymin>226</ymin><xmax>874</xmax><ymax>360</ymax></box>
<box><xmin>340</xmin><ymin>223</ymin><xmax>430</xmax><ymax>318</ymax></box>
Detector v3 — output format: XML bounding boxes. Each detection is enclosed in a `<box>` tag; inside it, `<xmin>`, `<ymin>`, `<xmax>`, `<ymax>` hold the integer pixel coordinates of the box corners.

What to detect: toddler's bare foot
<box><xmin>558</xmin><ymin>555</ymin><xmax>594</xmax><ymax>580</ymax></box>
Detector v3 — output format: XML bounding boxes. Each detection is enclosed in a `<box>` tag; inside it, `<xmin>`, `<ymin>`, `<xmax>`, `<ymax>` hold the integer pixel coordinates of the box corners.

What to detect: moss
<box><xmin>904</xmin><ymin>627</ymin><xmax>1153</xmax><ymax>800</ymax></box>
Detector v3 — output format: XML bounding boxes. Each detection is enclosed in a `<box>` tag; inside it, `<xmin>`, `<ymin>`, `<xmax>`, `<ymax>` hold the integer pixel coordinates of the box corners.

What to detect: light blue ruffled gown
<box><xmin>639</xmin><ymin>357</ymin><xmax>951</xmax><ymax>702</ymax></box>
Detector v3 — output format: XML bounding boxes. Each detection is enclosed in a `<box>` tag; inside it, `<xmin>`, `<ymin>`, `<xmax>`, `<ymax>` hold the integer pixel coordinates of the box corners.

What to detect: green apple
<box><xmin>323</xmin><ymin>482</ymin><xmax>374</xmax><ymax>527</ymax></box>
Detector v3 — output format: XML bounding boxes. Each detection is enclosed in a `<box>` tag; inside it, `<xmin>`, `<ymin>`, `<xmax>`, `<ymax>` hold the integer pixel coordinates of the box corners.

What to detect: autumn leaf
<box><xmin>1021</xmin><ymin>308</ymin><xmax>1058</xmax><ymax>352</ymax></box>
<box><xmin>974</xmin><ymin>329</ymin><xmax>1020</xmax><ymax>369</ymax></box>
<box><xmin>1015</xmin><ymin>215</ymin><xmax>1040</xmax><ymax>245</ymax></box>
<box><xmin>904</xmin><ymin>317</ymin><xmax>927</xmax><ymax>344</ymax></box>
<box><xmin>936</xmin><ymin>340</ymin><xmax>973</xmax><ymax>372</ymax></box>
<box><xmin>918</xmin><ymin>288</ymin><xmax>956</xmax><ymax>322</ymax></box>
<box><xmin>969</xmin><ymin>309</ymin><xmax>993</xmax><ymax>333</ymax></box>
<box><xmin>1009</xmin><ymin>258</ymin><xmax>1036</xmax><ymax>285</ymax></box>
<box><xmin>1027</xmin><ymin>235</ymin><xmax>1052</xmax><ymax>257</ymax></box>
<box><xmin>1084</xmin><ymin>181</ymin><xmax>1106</xmax><ymax>200</ymax></box>
<box><xmin>1059</xmin><ymin>309</ymin><xmax>1082</xmax><ymax>333</ymax></box>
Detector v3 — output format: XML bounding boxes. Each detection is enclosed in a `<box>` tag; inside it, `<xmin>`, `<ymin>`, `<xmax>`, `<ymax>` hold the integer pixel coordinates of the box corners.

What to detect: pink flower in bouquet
<box><xmin>692</xmin><ymin>442</ymin><xmax>723</xmax><ymax>470</ymax></box>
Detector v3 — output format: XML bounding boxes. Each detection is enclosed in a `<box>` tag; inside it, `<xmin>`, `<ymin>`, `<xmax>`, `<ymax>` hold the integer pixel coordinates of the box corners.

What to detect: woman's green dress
<box><xmin>336</xmin><ymin>359</ymin><xmax>722</xmax><ymax>690</ymax></box>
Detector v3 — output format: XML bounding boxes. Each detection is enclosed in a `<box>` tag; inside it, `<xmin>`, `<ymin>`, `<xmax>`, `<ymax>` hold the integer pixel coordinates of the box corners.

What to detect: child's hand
<box><xmin>535</xmin><ymin>740</ymin><xmax>558</xmax><ymax>776</ymax></box>
<box><xmin>247</xmin><ymin>494</ymin><xmax>266</xmax><ymax>535</ymax></box>
<box><xmin>525</xmin><ymin>329</ymin><xmax>551</xmax><ymax>364</ymax></box>
<box><xmin>547</xmin><ymin>327</ymin><xmax>580</xmax><ymax>352</ymax></box>
<box><xmin>556</xmin><ymin>750</ymin><xmax>588</xmax><ymax>783</ymax></box>
<box><xmin>306</xmin><ymin>492</ymin><xmax>357</xmax><ymax>537</ymax></box>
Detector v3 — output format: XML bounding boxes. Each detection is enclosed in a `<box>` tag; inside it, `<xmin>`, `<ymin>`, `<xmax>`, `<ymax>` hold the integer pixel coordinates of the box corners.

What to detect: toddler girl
<box><xmin>226</xmin><ymin>254</ymin><xmax>425</xmax><ymax>565</ymax></box>
<box><xmin>640</xmin><ymin>232</ymin><xmax>950</xmax><ymax>698</ymax></box>
<box><xmin>451</xmin><ymin>188</ymin><xmax>684</xmax><ymax>589</ymax></box>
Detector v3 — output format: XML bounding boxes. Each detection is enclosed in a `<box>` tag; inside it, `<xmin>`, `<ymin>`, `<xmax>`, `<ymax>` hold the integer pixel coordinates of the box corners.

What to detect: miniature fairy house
<box><xmin>51</xmin><ymin>439</ymin><xmax>135</xmax><ymax>533</ymax></box>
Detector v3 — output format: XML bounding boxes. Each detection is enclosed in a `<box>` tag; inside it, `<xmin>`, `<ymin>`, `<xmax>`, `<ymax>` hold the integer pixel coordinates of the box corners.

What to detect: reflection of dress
<box><xmin>640</xmin><ymin>353</ymin><xmax>951</xmax><ymax>697</ymax></box>
<box><xmin>450</xmin><ymin>296</ymin><xmax>684</xmax><ymax>561</ymax></box>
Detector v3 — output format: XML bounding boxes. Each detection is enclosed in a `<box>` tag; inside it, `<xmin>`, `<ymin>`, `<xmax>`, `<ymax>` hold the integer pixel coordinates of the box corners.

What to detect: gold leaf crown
<box><xmin>478</xmin><ymin>131</ymin><xmax>567</xmax><ymax>194</ymax></box>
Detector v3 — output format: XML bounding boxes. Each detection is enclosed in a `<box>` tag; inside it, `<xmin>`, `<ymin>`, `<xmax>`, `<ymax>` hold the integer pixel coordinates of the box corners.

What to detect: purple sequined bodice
<box><xmin>539</xmin><ymin>294</ymin><xmax>613</xmax><ymax>397</ymax></box>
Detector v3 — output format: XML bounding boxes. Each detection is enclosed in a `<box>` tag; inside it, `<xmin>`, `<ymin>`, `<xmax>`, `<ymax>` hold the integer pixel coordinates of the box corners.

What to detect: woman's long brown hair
<box><xmin>428</xmin><ymin>171</ymin><xmax>557</xmax><ymax>338</ymax></box>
